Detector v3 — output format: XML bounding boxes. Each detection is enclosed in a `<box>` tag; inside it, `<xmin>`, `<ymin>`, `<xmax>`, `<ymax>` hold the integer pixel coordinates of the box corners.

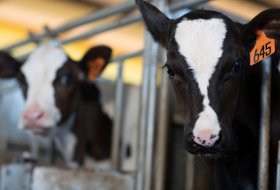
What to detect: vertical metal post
<box><xmin>276</xmin><ymin>141</ymin><xmax>280</xmax><ymax>190</ymax></box>
<box><xmin>111</xmin><ymin>60</ymin><xmax>125</xmax><ymax>171</ymax></box>
<box><xmin>154</xmin><ymin>65</ymin><xmax>170</xmax><ymax>190</ymax></box>
<box><xmin>136</xmin><ymin>31</ymin><xmax>152</xmax><ymax>190</ymax></box>
<box><xmin>185</xmin><ymin>153</ymin><xmax>195</xmax><ymax>190</ymax></box>
<box><xmin>29</xmin><ymin>135</ymin><xmax>39</xmax><ymax>159</ymax></box>
<box><xmin>136</xmin><ymin>1</ymin><xmax>166</xmax><ymax>189</ymax></box>
<box><xmin>144</xmin><ymin>41</ymin><xmax>159</xmax><ymax>190</ymax></box>
<box><xmin>258</xmin><ymin>57</ymin><xmax>271</xmax><ymax>190</ymax></box>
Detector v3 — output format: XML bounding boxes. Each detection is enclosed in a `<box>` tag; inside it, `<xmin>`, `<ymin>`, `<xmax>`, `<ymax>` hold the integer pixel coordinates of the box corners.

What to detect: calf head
<box><xmin>136</xmin><ymin>0</ymin><xmax>280</xmax><ymax>155</ymax></box>
<box><xmin>1</xmin><ymin>43</ymin><xmax>112</xmax><ymax>135</ymax></box>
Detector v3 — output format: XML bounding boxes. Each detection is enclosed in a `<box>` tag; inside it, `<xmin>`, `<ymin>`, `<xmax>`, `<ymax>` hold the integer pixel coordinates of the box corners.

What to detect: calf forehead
<box><xmin>21</xmin><ymin>45</ymin><xmax>67</xmax><ymax>83</ymax></box>
<box><xmin>174</xmin><ymin>18</ymin><xmax>227</xmax><ymax>143</ymax></box>
<box><xmin>175</xmin><ymin>18</ymin><xmax>227</xmax><ymax>96</ymax></box>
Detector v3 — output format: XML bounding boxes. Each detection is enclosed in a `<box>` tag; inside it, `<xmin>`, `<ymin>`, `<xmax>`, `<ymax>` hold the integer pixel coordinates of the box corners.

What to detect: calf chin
<box><xmin>184</xmin><ymin>130</ymin><xmax>237</xmax><ymax>158</ymax></box>
<box><xmin>24</xmin><ymin>125</ymin><xmax>51</xmax><ymax>134</ymax></box>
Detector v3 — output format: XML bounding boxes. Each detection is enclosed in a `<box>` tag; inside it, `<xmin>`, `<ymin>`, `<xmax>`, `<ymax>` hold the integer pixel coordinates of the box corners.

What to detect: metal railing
<box><xmin>258</xmin><ymin>57</ymin><xmax>272</xmax><ymax>190</ymax></box>
<box><xmin>276</xmin><ymin>141</ymin><xmax>280</xmax><ymax>190</ymax></box>
<box><xmin>3</xmin><ymin>1</ymin><xmax>137</xmax><ymax>52</ymax></box>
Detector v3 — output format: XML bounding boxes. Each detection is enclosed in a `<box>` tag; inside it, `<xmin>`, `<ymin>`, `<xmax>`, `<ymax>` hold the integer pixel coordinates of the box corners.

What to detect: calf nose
<box><xmin>22</xmin><ymin>108</ymin><xmax>45</xmax><ymax>125</ymax></box>
<box><xmin>193</xmin><ymin>128</ymin><xmax>219</xmax><ymax>147</ymax></box>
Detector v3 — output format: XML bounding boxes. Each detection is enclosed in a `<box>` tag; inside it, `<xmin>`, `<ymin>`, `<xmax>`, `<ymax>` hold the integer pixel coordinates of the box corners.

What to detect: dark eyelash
<box><xmin>162</xmin><ymin>64</ymin><xmax>186</xmax><ymax>82</ymax></box>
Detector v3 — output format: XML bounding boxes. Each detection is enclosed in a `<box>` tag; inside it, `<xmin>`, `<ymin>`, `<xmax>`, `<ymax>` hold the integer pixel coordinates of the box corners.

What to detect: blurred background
<box><xmin>0</xmin><ymin>0</ymin><xmax>279</xmax><ymax>85</ymax></box>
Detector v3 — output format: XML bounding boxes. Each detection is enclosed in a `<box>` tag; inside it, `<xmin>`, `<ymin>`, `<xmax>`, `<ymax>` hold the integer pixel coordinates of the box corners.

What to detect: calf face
<box><xmin>136</xmin><ymin>0</ymin><xmax>280</xmax><ymax>155</ymax></box>
<box><xmin>2</xmin><ymin>43</ymin><xmax>112</xmax><ymax>134</ymax></box>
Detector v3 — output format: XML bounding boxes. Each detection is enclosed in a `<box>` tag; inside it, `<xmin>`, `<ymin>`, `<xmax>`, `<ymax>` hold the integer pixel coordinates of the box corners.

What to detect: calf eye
<box><xmin>163</xmin><ymin>64</ymin><xmax>185</xmax><ymax>83</ymax></box>
<box><xmin>60</xmin><ymin>74</ymin><xmax>73</xmax><ymax>87</ymax></box>
<box><xmin>233</xmin><ymin>59</ymin><xmax>241</xmax><ymax>73</ymax></box>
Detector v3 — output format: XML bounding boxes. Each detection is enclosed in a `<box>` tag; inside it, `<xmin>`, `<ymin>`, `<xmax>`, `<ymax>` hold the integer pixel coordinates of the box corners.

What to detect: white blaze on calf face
<box><xmin>20</xmin><ymin>44</ymin><xmax>67</xmax><ymax>129</ymax></box>
<box><xmin>175</xmin><ymin>18</ymin><xmax>227</xmax><ymax>147</ymax></box>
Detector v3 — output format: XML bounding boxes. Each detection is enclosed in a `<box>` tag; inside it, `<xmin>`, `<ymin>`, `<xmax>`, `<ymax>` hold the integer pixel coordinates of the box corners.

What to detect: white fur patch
<box><xmin>20</xmin><ymin>43</ymin><xmax>67</xmax><ymax>129</ymax></box>
<box><xmin>175</xmin><ymin>18</ymin><xmax>227</xmax><ymax>145</ymax></box>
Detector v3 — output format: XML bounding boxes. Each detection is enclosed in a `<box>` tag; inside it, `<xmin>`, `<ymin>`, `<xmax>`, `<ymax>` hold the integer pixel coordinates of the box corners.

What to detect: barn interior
<box><xmin>0</xmin><ymin>0</ymin><xmax>279</xmax><ymax>85</ymax></box>
<box><xmin>0</xmin><ymin>0</ymin><xmax>279</xmax><ymax>190</ymax></box>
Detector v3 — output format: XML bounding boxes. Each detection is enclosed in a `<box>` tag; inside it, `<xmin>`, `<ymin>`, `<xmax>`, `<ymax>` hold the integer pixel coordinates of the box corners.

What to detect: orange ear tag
<box><xmin>88</xmin><ymin>57</ymin><xmax>105</xmax><ymax>81</ymax></box>
<box><xmin>250</xmin><ymin>30</ymin><xmax>276</xmax><ymax>66</ymax></box>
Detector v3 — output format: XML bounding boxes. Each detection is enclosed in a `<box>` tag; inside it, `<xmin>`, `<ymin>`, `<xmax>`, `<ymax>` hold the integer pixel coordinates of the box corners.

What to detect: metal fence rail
<box><xmin>3</xmin><ymin>1</ymin><xmax>137</xmax><ymax>52</ymax></box>
<box><xmin>277</xmin><ymin>141</ymin><xmax>280</xmax><ymax>190</ymax></box>
<box><xmin>258</xmin><ymin>58</ymin><xmax>272</xmax><ymax>190</ymax></box>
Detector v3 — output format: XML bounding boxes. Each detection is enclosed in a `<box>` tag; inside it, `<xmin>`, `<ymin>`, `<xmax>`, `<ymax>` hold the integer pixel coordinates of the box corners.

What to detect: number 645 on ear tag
<box><xmin>250</xmin><ymin>30</ymin><xmax>276</xmax><ymax>66</ymax></box>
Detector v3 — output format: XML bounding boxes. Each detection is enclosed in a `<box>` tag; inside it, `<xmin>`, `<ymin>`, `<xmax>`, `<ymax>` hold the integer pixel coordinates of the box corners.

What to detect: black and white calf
<box><xmin>136</xmin><ymin>0</ymin><xmax>280</xmax><ymax>189</ymax></box>
<box><xmin>0</xmin><ymin>43</ymin><xmax>113</xmax><ymax>167</ymax></box>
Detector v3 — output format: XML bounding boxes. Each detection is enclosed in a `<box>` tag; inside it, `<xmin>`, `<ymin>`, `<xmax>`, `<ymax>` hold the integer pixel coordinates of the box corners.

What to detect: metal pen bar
<box><xmin>3</xmin><ymin>1</ymin><xmax>137</xmax><ymax>51</ymax></box>
<box><xmin>185</xmin><ymin>153</ymin><xmax>195</xmax><ymax>190</ymax></box>
<box><xmin>154</xmin><ymin>65</ymin><xmax>170</xmax><ymax>190</ymax></box>
<box><xmin>258</xmin><ymin>57</ymin><xmax>272</xmax><ymax>190</ymax></box>
<box><xmin>111</xmin><ymin>60</ymin><xmax>125</xmax><ymax>171</ymax></box>
<box><xmin>48</xmin><ymin>2</ymin><xmax>135</xmax><ymax>35</ymax></box>
<box><xmin>276</xmin><ymin>141</ymin><xmax>280</xmax><ymax>190</ymax></box>
<box><xmin>136</xmin><ymin>31</ymin><xmax>152</xmax><ymax>190</ymax></box>
<box><xmin>144</xmin><ymin>42</ymin><xmax>159</xmax><ymax>190</ymax></box>
<box><xmin>61</xmin><ymin>15</ymin><xmax>140</xmax><ymax>45</ymax></box>
<box><xmin>169</xmin><ymin>0</ymin><xmax>209</xmax><ymax>12</ymax></box>
<box><xmin>143</xmin><ymin>0</ymin><xmax>165</xmax><ymax>188</ymax></box>
<box><xmin>111</xmin><ymin>50</ymin><xmax>143</xmax><ymax>63</ymax></box>
<box><xmin>18</xmin><ymin>16</ymin><xmax>141</xmax><ymax>61</ymax></box>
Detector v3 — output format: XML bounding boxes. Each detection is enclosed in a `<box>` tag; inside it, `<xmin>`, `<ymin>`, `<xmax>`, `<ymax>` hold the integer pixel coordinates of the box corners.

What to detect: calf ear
<box><xmin>0</xmin><ymin>51</ymin><xmax>21</xmax><ymax>78</ymax></box>
<box><xmin>242</xmin><ymin>9</ymin><xmax>280</xmax><ymax>55</ymax></box>
<box><xmin>136</xmin><ymin>0</ymin><xmax>173</xmax><ymax>47</ymax></box>
<box><xmin>79</xmin><ymin>45</ymin><xmax>112</xmax><ymax>82</ymax></box>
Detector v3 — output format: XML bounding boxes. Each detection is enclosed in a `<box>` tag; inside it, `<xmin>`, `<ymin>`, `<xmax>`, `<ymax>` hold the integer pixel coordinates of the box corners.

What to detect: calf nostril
<box><xmin>23</xmin><ymin>109</ymin><xmax>45</xmax><ymax>121</ymax></box>
<box><xmin>210</xmin><ymin>134</ymin><xmax>217</xmax><ymax>140</ymax></box>
<box><xmin>193</xmin><ymin>129</ymin><xmax>220</xmax><ymax>147</ymax></box>
<box><xmin>36</xmin><ymin>111</ymin><xmax>44</xmax><ymax>119</ymax></box>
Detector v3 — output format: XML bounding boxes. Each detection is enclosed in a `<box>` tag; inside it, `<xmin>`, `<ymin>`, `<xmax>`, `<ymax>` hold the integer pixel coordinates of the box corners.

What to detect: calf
<box><xmin>0</xmin><ymin>43</ymin><xmax>113</xmax><ymax>167</ymax></box>
<box><xmin>136</xmin><ymin>0</ymin><xmax>280</xmax><ymax>189</ymax></box>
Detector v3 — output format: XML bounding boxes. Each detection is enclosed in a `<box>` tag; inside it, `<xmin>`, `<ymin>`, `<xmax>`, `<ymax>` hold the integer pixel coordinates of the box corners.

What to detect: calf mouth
<box><xmin>186</xmin><ymin>139</ymin><xmax>228</xmax><ymax>157</ymax></box>
<box><xmin>24</xmin><ymin>125</ymin><xmax>53</xmax><ymax>136</ymax></box>
<box><xmin>188</xmin><ymin>147</ymin><xmax>219</xmax><ymax>155</ymax></box>
<box><xmin>187</xmin><ymin>145</ymin><xmax>231</xmax><ymax>159</ymax></box>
